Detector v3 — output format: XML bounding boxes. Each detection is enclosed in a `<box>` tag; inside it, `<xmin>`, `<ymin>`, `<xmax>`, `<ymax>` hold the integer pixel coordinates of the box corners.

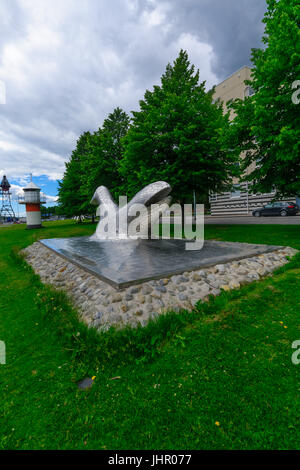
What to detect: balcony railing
<box><xmin>18</xmin><ymin>195</ymin><xmax>47</xmax><ymax>204</ymax></box>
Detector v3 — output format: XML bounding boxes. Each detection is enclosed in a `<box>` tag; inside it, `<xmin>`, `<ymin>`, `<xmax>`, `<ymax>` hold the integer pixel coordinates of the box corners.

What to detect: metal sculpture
<box><xmin>90</xmin><ymin>181</ymin><xmax>172</xmax><ymax>240</ymax></box>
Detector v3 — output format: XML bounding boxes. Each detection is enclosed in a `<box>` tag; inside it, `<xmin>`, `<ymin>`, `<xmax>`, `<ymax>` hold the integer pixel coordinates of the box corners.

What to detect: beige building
<box><xmin>209</xmin><ymin>66</ymin><xmax>297</xmax><ymax>216</ymax></box>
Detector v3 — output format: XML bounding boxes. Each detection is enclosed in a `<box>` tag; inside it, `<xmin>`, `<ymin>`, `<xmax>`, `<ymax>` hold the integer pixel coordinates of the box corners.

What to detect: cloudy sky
<box><xmin>0</xmin><ymin>0</ymin><xmax>267</xmax><ymax>212</ymax></box>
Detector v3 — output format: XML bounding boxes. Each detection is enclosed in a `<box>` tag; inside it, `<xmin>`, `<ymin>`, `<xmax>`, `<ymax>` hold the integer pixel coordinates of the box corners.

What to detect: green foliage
<box><xmin>58</xmin><ymin>132</ymin><xmax>92</xmax><ymax>219</ymax></box>
<box><xmin>228</xmin><ymin>0</ymin><xmax>300</xmax><ymax>197</ymax></box>
<box><xmin>120</xmin><ymin>50</ymin><xmax>237</xmax><ymax>202</ymax></box>
<box><xmin>58</xmin><ymin>52</ymin><xmax>239</xmax><ymax>212</ymax></box>
<box><xmin>41</xmin><ymin>205</ymin><xmax>60</xmax><ymax>218</ymax></box>
<box><xmin>58</xmin><ymin>108</ymin><xmax>130</xmax><ymax>219</ymax></box>
<box><xmin>82</xmin><ymin>107</ymin><xmax>130</xmax><ymax>203</ymax></box>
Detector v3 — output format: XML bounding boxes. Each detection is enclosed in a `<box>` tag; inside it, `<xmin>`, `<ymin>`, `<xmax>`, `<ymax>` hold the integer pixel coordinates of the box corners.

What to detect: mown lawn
<box><xmin>0</xmin><ymin>220</ymin><xmax>300</xmax><ymax>450</ymax></box>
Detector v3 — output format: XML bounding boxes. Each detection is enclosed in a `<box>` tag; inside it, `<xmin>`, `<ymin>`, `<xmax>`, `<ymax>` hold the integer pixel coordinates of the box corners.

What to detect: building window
<box><xmin>245</xmin><ymin>86</ymin><xmax>255</xmax><ymax>98</ymax></box>
<box><xmin>256</xmin><ymin>156</ymin><xmax>263</xmax><ymax>168</ymax></box>
<box><xmin>210</xmin><ymin>192</ymin><xmax>218</xmax><ymax>202</ymax></box>
<box><xmin>230</xmin><ymin>184</ymin><xmax>241</xmax><ymax>199</ymax></box>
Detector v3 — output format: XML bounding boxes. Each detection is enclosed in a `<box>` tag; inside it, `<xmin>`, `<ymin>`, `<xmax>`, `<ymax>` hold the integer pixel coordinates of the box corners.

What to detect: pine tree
<box><xmin>120</xmin><ymin>50</ymin><xmax>236</xmax><ymax>203</ymax></box>
<box><xmin>58</xmin><ymin>132</ymin><xmax>91</xmax><ymax>221</ymax></box>
<box><xmin>83</xmin><ymin>107</ymin><xmax>130</xmax><ymax>202</ymax></box>
<box><xmin>58</xmin><ymin>108</ymin><xmax>130</xmax><ymax>220</ymax></box>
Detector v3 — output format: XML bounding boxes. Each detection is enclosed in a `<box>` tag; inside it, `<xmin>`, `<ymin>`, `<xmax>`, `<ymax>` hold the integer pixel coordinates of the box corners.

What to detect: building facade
<box><xmin>209</xmin><ymin>66</ymin><xmax>297</xmax><ymax>216</ymax></box>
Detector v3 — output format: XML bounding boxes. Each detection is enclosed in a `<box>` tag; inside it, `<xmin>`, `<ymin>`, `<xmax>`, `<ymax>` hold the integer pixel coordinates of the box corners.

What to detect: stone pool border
<box><xmin>22</xmin><ymin>242</ymin><xmax>298</xmax><ymax>330</ymax></box>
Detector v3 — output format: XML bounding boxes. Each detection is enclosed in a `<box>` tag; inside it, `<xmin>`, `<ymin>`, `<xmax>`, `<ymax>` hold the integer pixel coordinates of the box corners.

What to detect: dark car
<box><xmin>252</xmin><ymin>202</ymin><xmax>299</xmax><ymax>217</ymax></box>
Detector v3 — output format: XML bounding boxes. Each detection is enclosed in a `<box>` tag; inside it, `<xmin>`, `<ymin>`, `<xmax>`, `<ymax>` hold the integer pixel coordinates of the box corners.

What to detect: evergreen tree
<box><xmin>58</xmin><ymin>108</ymin><xmax>129</xmax><ymax>220</ymax></box>
<box><xmin>229</xmin><ymin>0</ymin><xmax>300</xmax><ymax>197</ymax></box>
<box><xmin>120</xmin><ymin>50</ymin><xmax>236</xmax><ymax>203</ymax></box>
<box><xmin>58</xmin><ymin>132</ymin><xmax>91</xmax><ymax>221</ymax></box>
<box><xmin>83</xmin><ymin>107</ymin><xmax>130</xmax><ymax>202</ymax></box>
<box><xmin>41</xmin><ymin>205</ymin><xmax>59</xmax><ymax>218</ymax></box>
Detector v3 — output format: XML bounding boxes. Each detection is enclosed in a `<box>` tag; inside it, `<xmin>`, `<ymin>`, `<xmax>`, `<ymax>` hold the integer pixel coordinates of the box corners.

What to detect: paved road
<box><xmin>204</xmin><ymin>215</ymin><xmax>300</xmax><ymax>225</ymax></box>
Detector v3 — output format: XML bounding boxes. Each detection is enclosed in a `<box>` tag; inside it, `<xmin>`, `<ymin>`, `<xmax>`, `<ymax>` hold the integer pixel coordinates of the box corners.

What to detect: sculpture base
<box><xmin>39</xmin><ymin>237</ymin><xmax>282</xmax><ymax>289</ymax></box>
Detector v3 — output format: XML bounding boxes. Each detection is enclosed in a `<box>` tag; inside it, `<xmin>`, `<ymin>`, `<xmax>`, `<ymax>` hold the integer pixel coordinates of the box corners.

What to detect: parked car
<box><xmin>252</xmin><ymin>202</ymin><xmax>299</xmax><ymax>217</ymax></box>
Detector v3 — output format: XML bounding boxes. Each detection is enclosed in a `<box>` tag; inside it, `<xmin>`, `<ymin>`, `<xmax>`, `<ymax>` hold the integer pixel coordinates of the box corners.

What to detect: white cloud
<box><xmin>0</xmin><ymin>0</ymin><xmax>265</xmax><ymax>187</ymax></box>
<box><xmin>174</xmin><ymin>33</ymin><xmax>219</xmax><ymax>89</ymax></box>
<box><xmin>10</xmin><ymin>183</ymin><xmax>24</xmax><ymax>198</ymax></box>
<box><xmin>44</xmin><ymin>194</ymin><xmax>58</xmax><ymax>203</ymax></box>
<box><xmin>141</xmin><ymin>3</ymin><xmax>169</xmax><ymax>27</ymax></box>
<box><xmin>10</xmin><ymin>183</ymin><xmax>57</xmax><ymax>204</ymax></box>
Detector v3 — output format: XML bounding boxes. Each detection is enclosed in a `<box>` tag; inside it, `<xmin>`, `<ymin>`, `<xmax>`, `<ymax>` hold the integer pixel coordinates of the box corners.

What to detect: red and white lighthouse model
<box><xmin>19</xmin><ymin>176</ymin><xmax>45</xmax><ymax>229</ymax></box>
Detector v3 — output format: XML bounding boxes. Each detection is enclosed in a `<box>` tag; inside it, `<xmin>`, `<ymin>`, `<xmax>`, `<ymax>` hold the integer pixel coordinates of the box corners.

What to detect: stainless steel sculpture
<box><xmin>39</xmin><ymin>181</ymin><xmax>279</xmax><ymax>288</ymax></box>
<box><xmin>90</xmin><ymin>181</ymin><xmax>172</xmax><ymax>240</ymax></box>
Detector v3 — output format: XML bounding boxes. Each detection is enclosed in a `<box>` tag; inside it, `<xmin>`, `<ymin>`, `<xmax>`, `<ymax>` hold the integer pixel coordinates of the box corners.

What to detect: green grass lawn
<box><xmin>1</xmin><ymin>220</ymin><xmax>300</xmax><ymax>449</ymax></box>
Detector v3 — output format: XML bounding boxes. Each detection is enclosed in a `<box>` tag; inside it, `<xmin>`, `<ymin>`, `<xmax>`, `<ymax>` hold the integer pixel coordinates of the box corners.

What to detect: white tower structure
<box><xmin>19</xmin><ymin>175</ymin><xmax>46</xmax><ymax>229</ymax></box>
